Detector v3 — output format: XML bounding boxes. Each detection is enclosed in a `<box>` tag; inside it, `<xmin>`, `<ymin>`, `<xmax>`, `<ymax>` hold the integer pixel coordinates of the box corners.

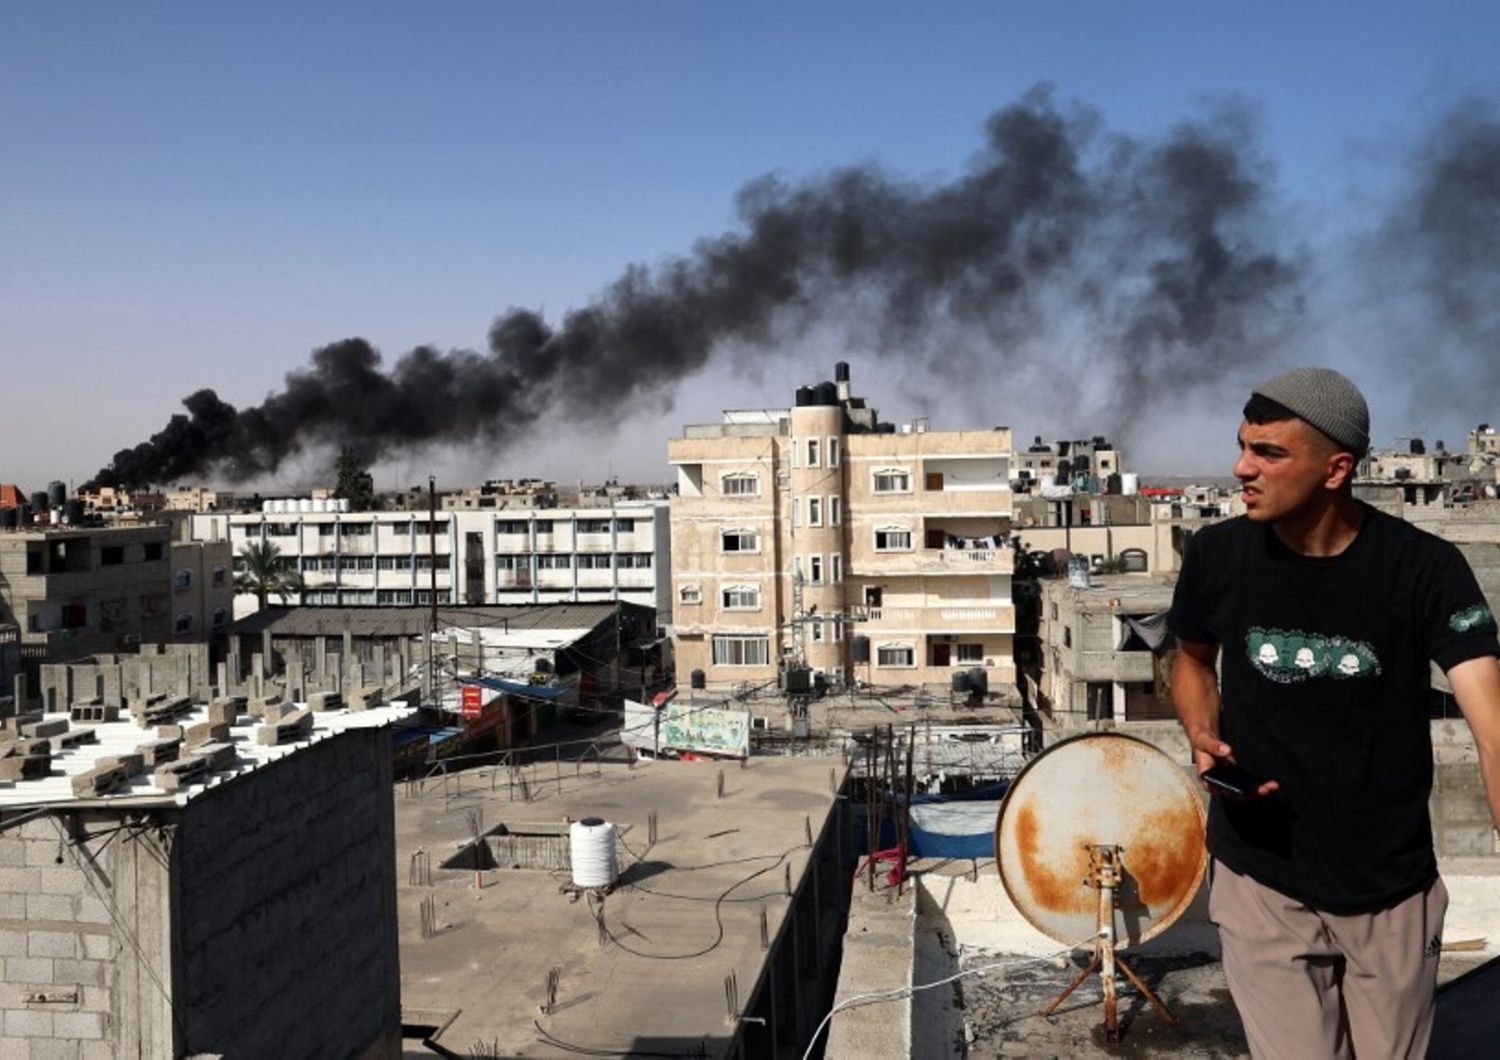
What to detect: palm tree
<box><xmin>233</xmin><ymin>541</ymin><xmax>305</xmax><ymax>610</ymax></box>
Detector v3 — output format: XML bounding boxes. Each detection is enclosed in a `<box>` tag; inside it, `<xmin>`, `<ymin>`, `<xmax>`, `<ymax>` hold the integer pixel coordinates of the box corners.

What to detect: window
<box><xmin>830</xmin><ymin>496</ymin><xmax>841</xmax><ymax>526</ymax></box>
<box><xmin>577</xmin><ymin>554</ymin><xmax>612</xmax><ymax>569</ymax></box>
<box><xmin>873</xmin><ymin>469</ymin><xmax>911</xmax><ymax>494</ymax></box>
<box><xmin>1121</xmin><ymin>548</ymin><xmax>1148</xmax><ymax>573</ymax></box>
<box><xmin>317</xmin><ymin>556</ymin><xmax>337</xmax><ymax>571</ymax></box>
<box><xmin>807</xmin><ymin>497</ymin><xmax>822</xmax><ymax>526</ymax></box>
<box><xmin>101</xmin><ymin>546</ymin><xmax>124</xmax><ymax>567</ymax></box>
<box><xmin>61</xmin><ymin>604</ymin><xmax>87</xmax><ymax>629</ymax></box>
<box><xmin>722</xmin><ymin>585</ymin><xmax>760</xmax><ymax>610</ymax></box>
<box><xmin>496</xmin><ymin>520</ymin><xmax>529</xmax><ymax>534</ymax></box>
<box><xmin>721</xmin><ymin>529</ymin><xmax>760</xmax><ymax>553</ymax></box>
<box><xmin>619</xmin><ymin>553</ymin><xmax>653</xmax><ymax>568</ymax></box>
<box><xmin>721</xmin><ymin>473</ymin><xmax>759</xmax><ymax>497</ymax></box>
<box><xmin>415</xmin><ymin>554</ymin><xmax>450</xmax><ymax>570</ymax></box>
<box><xmin>712</xmin><ymin>635</ymin><xmax>770</xmax><ymax>666</ymax></box>
<box><xmin>535</xmin><ymin>520</ymin><xmax>554</xmax><ymax>534</ymax></box>
<box><xmin>874</xmin><ymin>527</ymin><xmax>912</xmax><ymax>551</ymax></box>
<box><xmin>211</xmin><ymin>564</ymin><xmax>226</xmax><ymax>586</ymax></box>
<box><xmin>537</xmin><ymin>554</ymin><xmax>571</xmax><ymax>569</ymax></box>
<box><xmin>806</xmin><ymin>439</ymin><xmax>820</xmax><ymax>467</ymax></box>
<box><xmin>494</xmin><ymin>554</ymin><xmax>524</xmax><ymax>570</ymax></box>
<box><xmin>377</xmin><ymin>555</ymin><xmax>397</xmax><ymax>571</ymax></box>
<box><xmin>810</xmin><ymin>620</ymin><xmax>825</xmax><ymax>643</ymax></box>
<box><xmin>828</xmin><ymin>438</ymin><xmax>840</xmax><ymax>467</ymax></box>
<box><xmin>318</xmin><ymin>523</ymin><xmax>337</xmax><ymax>536</ymax></box>
<box><xmin>390</xmin><ymin>555</ymin><xmax>414</xmax><ymax>571</ymax></box>
<box><xmin>957</xmin><ymin>643</ymin><xmax>984</xmax><ymax>663</ymax></box>
<box><xmin>377</xmin><ymin>590</ymin><xmax>413</xmax><ymax>605</ymax></box>
<box><xmin>266</xmin><ymin>523</ymin><xmax>296</xmax><ymax>537</ymax></box>
<box><xmin>831</xmin><ymin>554</ymin><xmax>843</xmax><ymax>584</ymax></box>
<box><xmin>174</xmin><ymin>614</ymin><xmax>193</xmax><ymax>635</ymax></box>
<box><xmin>577</xmin><ymin>519</ymin><xmax>612</xmax><ymax>534</ymax></box>
<box><xmin>339</xmin><ymin>556</ymin><xmax>360</xmax><ymax>572</ymax></box>
<box><xmin>808</xmin><ymin>555</ymin><xmax>823</xmax><ymax>584</ymax></box>
<box><xmin>1064</xmin><ymin>627</ymin><xmax>1072</xmax><ymax>648</ymax></box>
<box><xmin>614</xmin><ymin>518</ymin><xmax>635</xmax><ymax>532</ymax></box>
<box><xmin>173</xmin><ymin>569</ymin><xmax>192</xmax><ymax>591</ymax></box>
<box><xmin>877</xmin><ymin>644</ymin><xmax>915</xmax><ymax>667</ymax></box>
<box><xmin>211</xmin><ymin>608</ymin><xmax>228</xmax><ymax>628</ymax></box>
<box><xmin>829</xmin><ymin>619</ymin><xmax>843</xmax><ymax>643</ymax></box>
<box><xmin>301</xmin><ymin>557</ymin><xmax>320</xmax><ymax>572</ymax></box>
<box><xmin>143</xmin><ymin>542</ymin><xmax>164</xmax><ymax>561</ymax></box>
<box><xmin>340</xmin><ymin>522</ymin><xmax>372</xmax><ymax>536</ymax></box>
<box><xmin>141</xmin><ymin>595</ymin><xmax>165</xmax><ymax>618</ymax></box>
<box><xmin>394</xmin><ymin>523</ymin><xmax>411</xmax><ymax>535</ymax></box>
<box><xmin>680</xmin><ymin>585</ymin><xmax>702</xmax><ymax>606</ymax></box>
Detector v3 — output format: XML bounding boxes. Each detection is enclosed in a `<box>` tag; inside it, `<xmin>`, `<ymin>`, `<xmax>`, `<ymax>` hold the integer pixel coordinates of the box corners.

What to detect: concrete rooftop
<box><xmin>395</xmin><ymin>753</ymin><xmax>842</xmax><ymax>1057</ymax></box>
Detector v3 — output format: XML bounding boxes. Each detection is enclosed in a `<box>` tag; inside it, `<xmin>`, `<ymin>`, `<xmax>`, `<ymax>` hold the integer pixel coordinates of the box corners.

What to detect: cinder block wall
<box><xmin>0</xmin><ymin>811</ymin><xmax>149</xmax><ymax>1058</ymax></box>
<box><xmin>172</xmin><ymin>727</ymin><xmax>402</xmax><ymax>1058</ymax></box>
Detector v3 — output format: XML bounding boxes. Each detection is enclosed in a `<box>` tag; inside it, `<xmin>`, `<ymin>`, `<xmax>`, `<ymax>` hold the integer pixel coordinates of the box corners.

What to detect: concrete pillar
<box><xmin>315</xmin><ymin>635</ymin><xmax>328</xmax><ymax>684</ymax></box>
<box><xmin>217</xmin><ymin>662</ymin><xmax>229</xmax><ymax>698</ymax></box>
<box><xmin>12</xmin><ymin>675</ymin><xmax>26</xmax><ymax>712</ymax></box>
<box><xmin>261</xmin><ymin>629</ymin><xmax>274</xmax><ymax>675</ymax></box>
<box><xmin>342</xmin><ymin>629</ymin><xmax>354</xmax><ymax>690</ymax></box>
<box><xmin>471</xmin><ymin>629</ymin><xmax>482</xmax><ymax>676</ymax></box>
<box><xmin>228</xmin><ymin>635</ymin><xmax>242</xmax><ymax>683</ymax></box>
<box><xmin>374</xmin><ymin>644</ymin><xmax>387</xmax><ymax>687</ymax></box>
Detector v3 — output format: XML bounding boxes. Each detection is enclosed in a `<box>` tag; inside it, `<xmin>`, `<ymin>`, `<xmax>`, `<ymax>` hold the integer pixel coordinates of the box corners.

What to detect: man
<box><xmin>1169</xmin><ymin>367</ymin><xmax>1500</xmax><ymax>1059</ymax></box>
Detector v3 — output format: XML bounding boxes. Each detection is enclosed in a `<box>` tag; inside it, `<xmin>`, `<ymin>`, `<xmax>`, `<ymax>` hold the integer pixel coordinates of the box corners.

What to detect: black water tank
<box><xmin>47</xmin><ymin>481</ymin><xmax>67</xmax><ymax>508</ymax></box>
<box><xmin>29</xmin><ymin>491</ymin><xmax>48</xmax><ymax>513</ymax></box>
<box><xmin>0</xmin><ymin>508</ymin><xmax>17</xmax><ymax>531</ymax></box>
<box><xmin>1106</xmin><ymin>473</ymin><xmax>1123</xmax><ymax>494</ymax></box>
<box><xmin>690</xmin><ymin>668</ymin><xmax>706</xmax><ymax>690</ymax></box>
<box><xmin>815</xmin><ymin>381</ymin><xmax>838</xmax><ymax>406</ymax></box>
<box><xmin>64</xmin><ymin>499</ymin><xmax>85</xmax><ymax>524</ymax></box>
<box><xmin>851</xmin><ymin>635</ymin><xmax>870</xmax><ymax>663</ymax></box>
<box><xmin>795</xmin><ymin>386</ymin><xmax>814</xmax><ymax>407</ymax></box>
<box><xmin>951</xmin><ymin>670</ymin><xmax>971</xmax><ymax>694</ymax></box>
<box><xmin>1410</xmin><ymin>438</ymin><xmax>1426</xmax><ymax>455</ymax></box>
<box><xmin>969</xmin><ymin>668</ymin><xmax>989</xmax><ymax>696</ymax></box>
<box><xmin>834</xmin><ymin>361</ymin><xmax>850</xmax><ymax>383</ymax></box>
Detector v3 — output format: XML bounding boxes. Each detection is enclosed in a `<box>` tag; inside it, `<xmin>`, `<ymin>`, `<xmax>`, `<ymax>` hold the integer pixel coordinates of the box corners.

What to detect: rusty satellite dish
<box><xmin>995</xmin><ymin>731</ymin><xmax>1208</xmax><ymax>1039</ymax></box>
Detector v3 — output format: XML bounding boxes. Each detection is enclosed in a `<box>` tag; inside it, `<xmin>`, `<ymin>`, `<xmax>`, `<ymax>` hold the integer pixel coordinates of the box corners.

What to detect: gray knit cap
<box><xmin>1251</xmin><ymin>367</ymin><xmax>1370</xmax><ymax>455</ymax></box>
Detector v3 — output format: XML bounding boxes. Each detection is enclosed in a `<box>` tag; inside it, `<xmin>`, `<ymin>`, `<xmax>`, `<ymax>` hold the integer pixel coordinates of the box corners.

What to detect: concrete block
<box><xmin>207</xmin><ymin>699</ymin><xmax>238</xmax><ymax>726</ymax></box>
<box><xmin>193</xmin><ymin>741</ymin><xmax>237</xmax><ymax>771</ymax></box>
<box><xmin>248</xmin><ymin>694</ymin><xmax>284</xmax><ymax>718</ymax></box>
<box><xmin>52</xmin><ymin>960</ymin><xmax>103</xmax><ymax>988</ymax></box>
<box><xmin>20</xmin><ymin>719</ymin><xmax>68</xmax><ymax>740</ymax></box>
<box><xmin>56</xmin><ymin>728</ymin><xmax>97</xmax><ymax>750</ymax></box>
<box><xmin>36</xmin><ymin>870</ymin><xmax>84</xmax><ymax>897</ymax></box>
<box><xmin>24</xmin><ymin>894</ymin><xmax>73</xmax><ymax>922</ymax></box>
<box><xmin>0</xmin><ymin>843</ymin><xmax>21</xmax><ymax>868</ymax></box>
<box><xmin>4</xmin><ymin>956</ymin><xmax>53</xmax><ymax>983</ymax></box>
<box><xmin>76</xmin><ymin>986</ymin><xmax>110</xmax><ymax>1014</ymax></box>
<box><xmin>28</xmin><ymin>1038</ymin><xmax>80</xmax><ymax>1060</ymax></box>
<box><xmin>154</xmin><ymin>756</ymin><xmax>207</xmax><ymax>793</ymax></box>
<box><xmin>53</xmin><ymin>1012</ymin><xmax>102</xmax><ymax>1040</ymax></box>
<box><xmin>0</xmin><ymin>929</ymin><xmax>26</xmax><ymax>956</ymax></box>
<box><xmin>0</xmin><ymin>894</ymin><xmax>27</xmax><ymax>917</ymax></box>
<box><xmin>97</xmin><ymin>753</ymin><xmax>144</xmax><ymax>778</ymax></box>
<box><xmin>81</xmin><ymin>1040</ymin><xmax>114</xmax><ymax>1060</ymax></box>
<box><xmin>0</xmin><ymin>756</ymin><xmax>50</xmax><ymax>782</ymax></box>
<box><xmin>23</xmin><ymin>841</ymin><xmax>59</xmax><ymax>868</ymax></box>
<box><xmin>13</xmin><ymin>739</ymin><xmax>51</xmax><ymax>758</ymax></box>
<box><xmin>256</xmin><ymin>709</ymin><xmax>314</xmax><ymax>746</ymax></box>
<box><xmin>4</xmin><ymin>1009</ymin><xmax>51</xmax><ymax>1038</ymax></box>
<box><xmin>136</xmin><ymin>739</ymin><xmax>180</xmax><ymax>768</ymax></box>
<box><xmin>155</xmin><ymin>724</ymin><xmax>183</xmax><ymax>742</ymax></box>
<box><xmin>67</xmin><ymin>705</ymin><xmax>118</xmax><ymax>725</ymax></box>
<box><xmin>307</xmin><ymin>690</ymin><xmax>343</xmax><ymax>712</ymax></box>
<box><xmin>70</xmin><ymin>765</ymin><xmax>128</xmax><ymax>799</ymax></box>
<box><xmin>80</xmin><ymin>935</ymin><xmax>112</xmax><ymax>960</ymax></box>
<box><xmin>74</xmin><ymin>899</ymin><xmax>109</xmax><ymax>926</ymax></box>
<box><xmin>27</xmin><ymin>932</ymin><xmax>77</xmax><ymax>959</ymax></box>
<box><xmin>184</xmin><ymin>721</ymin><xmax>229</xmax><ymax>748</ymax></box>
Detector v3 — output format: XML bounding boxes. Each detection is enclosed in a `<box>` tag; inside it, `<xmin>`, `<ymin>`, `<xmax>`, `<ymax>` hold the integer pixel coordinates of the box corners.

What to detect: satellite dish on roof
<box><xmin>995</xmin><ymin>731</ymin><xmax>1207</xmax><ymax>1040</ymax></box>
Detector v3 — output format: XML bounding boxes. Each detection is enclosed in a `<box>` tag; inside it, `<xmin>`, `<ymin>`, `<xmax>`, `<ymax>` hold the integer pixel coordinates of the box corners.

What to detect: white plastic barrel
<box><xmin>569</xmin><ymin>818</ymin><xmax>618</xmax><ymax>888</ymax></box>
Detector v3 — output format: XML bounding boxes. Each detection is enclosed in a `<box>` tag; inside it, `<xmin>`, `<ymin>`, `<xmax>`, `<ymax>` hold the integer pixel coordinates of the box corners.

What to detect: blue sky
<box><xmin>3</xmin><ymin>2</ymin><xmax>1497</xmax><ymax>489</ymax></box>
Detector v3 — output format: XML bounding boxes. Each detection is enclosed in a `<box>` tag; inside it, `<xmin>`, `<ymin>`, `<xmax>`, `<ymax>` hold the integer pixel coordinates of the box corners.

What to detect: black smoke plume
<box><xmin>88</xmin><ymin>86</ymin><xmax>1302</xmax><ymax>489</ymax></box>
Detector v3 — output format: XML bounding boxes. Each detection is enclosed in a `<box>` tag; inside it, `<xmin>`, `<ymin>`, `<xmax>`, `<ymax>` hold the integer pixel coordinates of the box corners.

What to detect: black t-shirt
<box><xmin>1168</xmin><ymin>505</ymin><xmax>1499</xmax><ymax>913</ymax></box>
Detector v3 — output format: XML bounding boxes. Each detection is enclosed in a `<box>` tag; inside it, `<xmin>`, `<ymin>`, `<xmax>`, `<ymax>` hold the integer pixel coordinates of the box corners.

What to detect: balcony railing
<box><xmin>852</xmin><ymin>547</ymin><xmax>1013</xmax><ymax>576</ymax></box>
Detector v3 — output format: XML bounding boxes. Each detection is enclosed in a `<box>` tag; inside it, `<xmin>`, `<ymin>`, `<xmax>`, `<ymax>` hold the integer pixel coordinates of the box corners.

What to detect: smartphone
<box><xmin>1202</xmin><ymin>759</ymin><xmax>1264</xmax><ymax>797</ymax></box>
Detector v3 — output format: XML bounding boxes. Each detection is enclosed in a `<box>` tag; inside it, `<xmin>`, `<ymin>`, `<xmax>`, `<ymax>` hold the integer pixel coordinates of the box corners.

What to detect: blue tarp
<box><xmin>866</xmin><ymin>781</ymin><xmax>1010</xmax><ymax>859</ymax></box>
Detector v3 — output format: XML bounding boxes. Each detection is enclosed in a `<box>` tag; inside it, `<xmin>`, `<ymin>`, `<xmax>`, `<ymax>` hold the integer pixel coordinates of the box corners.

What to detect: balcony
<box><xmin>859</xmin><ymin>604</ymin><xmax>1015</xmax><ymax>633</ymax></box>
<box><xmin>851</xmin><ymin>547</ymin><xmax>1013</xmax><ymax>577</ymax></box>
<box><xmin>496</xmin><ymin>569</ymin><xmax>533</xmax><ymax>589</ymax></box>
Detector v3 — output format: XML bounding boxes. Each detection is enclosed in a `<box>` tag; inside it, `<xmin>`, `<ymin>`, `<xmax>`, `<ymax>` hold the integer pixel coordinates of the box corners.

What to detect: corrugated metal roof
<box><xmin>233</xmin><ymin>602</ymin><xmax>632</xmax><ymax>639</ymax></box>
<box><xmin>0</xmin><ymin>701</ymin><xmax>416</xmax><ymax>810</ymax></box>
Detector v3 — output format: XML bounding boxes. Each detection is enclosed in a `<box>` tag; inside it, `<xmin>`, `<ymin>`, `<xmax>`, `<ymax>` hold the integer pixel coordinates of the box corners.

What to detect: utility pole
<box><xmin>428</xmin><ymin>475</ymin><xmax>439</xmax><ymax>697</ymax></box>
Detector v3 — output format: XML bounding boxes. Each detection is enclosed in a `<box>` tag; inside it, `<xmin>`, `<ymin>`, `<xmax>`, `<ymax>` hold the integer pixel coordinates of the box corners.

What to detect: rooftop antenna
<box><xmin>995</xmin><ymin>732</ymin><xmax>1206</xmax><ymax>1042</ymax></box>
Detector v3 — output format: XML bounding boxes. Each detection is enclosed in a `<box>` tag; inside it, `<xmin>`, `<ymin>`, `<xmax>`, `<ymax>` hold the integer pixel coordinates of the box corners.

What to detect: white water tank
<box><xmin>297</xmin><ymin>498</ymin><xmax>312</xmax><ymax>513</ymax></box>
<box><xmin>1121</xmin><ymin>472</ymin><xmax>1140</xmax><ymax>496</ymax></box>
<box><xmin>569</xmin><ymin>818</ymin><xmax>618</xmax><ymax>888</ymax></box>
<box><xmin>262</xmin><ymin>499</ymin><xmax>274</xmax><ymax>514</ymax></box>
<box><xmin>337</xmin><ymin>498</ymin><xmax>350</xmax><ymax>513</ymax></box>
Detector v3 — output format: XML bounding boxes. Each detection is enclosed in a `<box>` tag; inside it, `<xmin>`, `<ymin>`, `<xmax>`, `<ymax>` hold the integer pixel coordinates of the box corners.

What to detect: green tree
<box><xmin>233</xmin><ymin>541</ymin><xmax>305</xmax><ymax>610</ymax></box>
<box><xmin>333</xmin><ymin>446</ymin><xmax>377</xmax><ymax>510</ymax></box>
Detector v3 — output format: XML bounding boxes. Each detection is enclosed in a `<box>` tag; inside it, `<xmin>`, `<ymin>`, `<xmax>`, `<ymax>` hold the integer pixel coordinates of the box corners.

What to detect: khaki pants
<box><xmin>1209</xmin><ymin>862</ymin><xmax>1447</xmax><ymax>1059</ymax></box>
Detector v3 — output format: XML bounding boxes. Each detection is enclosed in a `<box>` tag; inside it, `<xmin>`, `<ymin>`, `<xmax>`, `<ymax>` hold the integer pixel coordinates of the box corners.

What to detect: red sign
<box><xmin>460</xmin><ymin>684</ymin><xmax>483</xmax><ymax>718</ymax></box>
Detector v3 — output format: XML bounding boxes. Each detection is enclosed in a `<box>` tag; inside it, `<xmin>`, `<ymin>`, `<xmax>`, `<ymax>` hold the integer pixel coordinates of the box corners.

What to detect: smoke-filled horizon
<box><xmin>85</xmin><ymin>86</ymin><xmax>1500</xmax><ymax>490</ymax></box>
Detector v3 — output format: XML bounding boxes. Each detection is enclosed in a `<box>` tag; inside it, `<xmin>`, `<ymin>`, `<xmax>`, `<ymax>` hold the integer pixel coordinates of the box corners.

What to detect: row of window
<box><xmin>98</xmin><ymin>542</ymin><xmax>166</xmax><ymax>566</ymax></box>
<box><xmin>298</xmin><ymin>554</ymin><xmax>452</xmax><ymax>572</ymax></box>
<box><xmin>260</xmin><ymin>517</ymin><xmax>647</xmax><ymax>538</ymax></box>
<box><xmin>173</xmin><ymin>566</ymin><xmax>227</xmax><ymax>590</ymax></box>
<box><xmin>717</xmin><ymin>465</ymin><xmax>918</xmax><ymax>497</ymax></box>
<box><xmin>264</xmin><ymin>521</ymin><xmax>449</xmax><ymax>537</ymax></box>
<box><xmin>717</xmin><ymin>527</ymin><xmax>913</xmax><ymax>554</ymax></box>
<box><xmin>710</xmin><ymin>630</ymin><xmax>974</xmax><ymax>667</ymax></box>
<box><xmin>497</xmin><ymin>553</ymin><xmax>653</xmax><ymax>570</ymax></box>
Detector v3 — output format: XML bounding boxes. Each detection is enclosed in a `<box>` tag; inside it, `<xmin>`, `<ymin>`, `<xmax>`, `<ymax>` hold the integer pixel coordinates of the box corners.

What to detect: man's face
<box><xmin>1233</xmin><ymin>417</ymin><xmax>1348</xmax><ymax>523</ymax></box>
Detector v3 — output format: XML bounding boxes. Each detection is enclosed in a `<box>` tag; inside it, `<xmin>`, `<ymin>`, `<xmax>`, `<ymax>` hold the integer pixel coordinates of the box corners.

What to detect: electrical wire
<box><xmin>799</xmin><ymin>936</ymin><xmax>1102</xmax><ymax>1060</ymax></box>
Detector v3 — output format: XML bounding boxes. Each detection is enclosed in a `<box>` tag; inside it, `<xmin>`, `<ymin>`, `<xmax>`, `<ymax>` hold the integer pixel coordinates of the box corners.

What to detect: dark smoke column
<box><xmin>87</xmin><ymin>86</ymin><xmax>1302</xmax><ymax>490</ymax></box>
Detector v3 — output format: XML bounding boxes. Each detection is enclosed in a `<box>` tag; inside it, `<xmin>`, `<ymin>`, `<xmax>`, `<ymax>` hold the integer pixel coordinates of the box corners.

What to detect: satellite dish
<box><xmin>995</xmin><ymin>731</ymin><xmax>1207</xmax><ymax>1039</ymax></box>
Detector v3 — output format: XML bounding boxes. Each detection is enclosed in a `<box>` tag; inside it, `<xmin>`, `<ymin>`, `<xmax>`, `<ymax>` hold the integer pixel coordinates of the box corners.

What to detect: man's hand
<box><xmin>1447</xmin><ymin>655</ymin><xmax>1500</xmax><ymax>836</ymax></box>
<box><xmin>1175</xmin><ymin>639</ymin><xmax>1279</xmax><ymax>799</ymax></box>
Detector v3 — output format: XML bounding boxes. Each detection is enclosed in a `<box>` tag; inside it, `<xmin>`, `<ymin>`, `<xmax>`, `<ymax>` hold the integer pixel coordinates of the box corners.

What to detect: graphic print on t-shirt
<box><xmin>1245</xmin><ymin>627</ymin><xmax>1381</xmax><ymax>683</ymax></box>
<box><xmin>1448</xmin><ymin>603</ymin><xmax>1496</xmax><ymax>634</ymax></box>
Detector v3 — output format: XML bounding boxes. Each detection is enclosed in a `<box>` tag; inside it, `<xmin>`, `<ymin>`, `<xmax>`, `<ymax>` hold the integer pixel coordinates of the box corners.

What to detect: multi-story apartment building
<box><xmin>669</xmin><ymin>363</ymin><xmax>1015</xmax><ymax>689</ymax></box>
<box><xmin>0</xmin><ymin>524</ymin><xmax>175</xmax><ymax>695</ymax></box>
<box><xmin>169</xmin><ymin>539</ymin><xmax>236</xmax><ymax>643</ymax></box>
<box><xmin>190</xmin><ymin>503</ymin><xmax>671</xmax><ymax>620</ymax></box>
